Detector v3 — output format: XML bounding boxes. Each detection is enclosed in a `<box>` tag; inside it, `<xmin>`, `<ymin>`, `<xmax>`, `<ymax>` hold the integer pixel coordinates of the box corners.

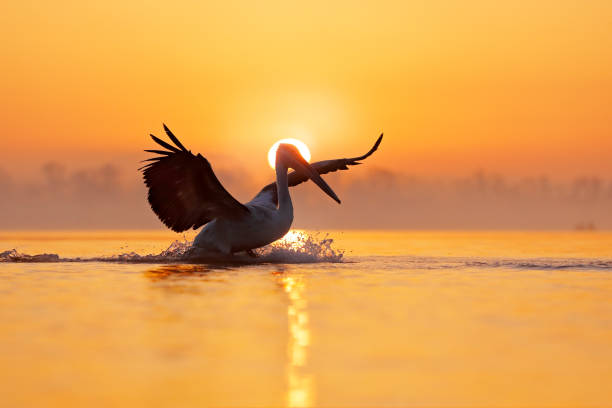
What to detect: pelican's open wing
<box><xmin>250</xmin><ymin>133</ymin><xmax>383</xmax><ymax>206</ymax></box>
<box><xmin>140</xmin><ymin>124</ymin><xmax>249</xmax><ymax>232</ymax></box>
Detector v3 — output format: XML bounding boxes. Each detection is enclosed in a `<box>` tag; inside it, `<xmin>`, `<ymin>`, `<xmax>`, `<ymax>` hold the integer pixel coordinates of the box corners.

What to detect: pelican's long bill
<box><xmin>294</xmin><ymin>155</ymin><xmax>341</xmax><ymax>204</ymax></box>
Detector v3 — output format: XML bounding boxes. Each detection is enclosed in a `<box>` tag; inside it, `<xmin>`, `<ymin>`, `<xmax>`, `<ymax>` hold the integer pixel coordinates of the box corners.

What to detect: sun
<box><xmin>268</xmin><ymin>138</ymin><xmax>311</xmax><ymax>169</ymax></box>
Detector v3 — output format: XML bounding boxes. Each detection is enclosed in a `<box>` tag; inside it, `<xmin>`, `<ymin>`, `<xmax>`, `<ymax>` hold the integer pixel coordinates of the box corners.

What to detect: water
<box><xmin>1</xmin><ymin>230</ymin><xmax>611</xmax><ymax>407</ymax></box>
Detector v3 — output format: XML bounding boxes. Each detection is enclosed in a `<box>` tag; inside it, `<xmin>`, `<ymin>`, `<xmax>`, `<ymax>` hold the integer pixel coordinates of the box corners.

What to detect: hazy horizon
<box><xmin>2</xmin><ymin>159</ymin><xmax>611</xmax><ymax>230</ymax></box>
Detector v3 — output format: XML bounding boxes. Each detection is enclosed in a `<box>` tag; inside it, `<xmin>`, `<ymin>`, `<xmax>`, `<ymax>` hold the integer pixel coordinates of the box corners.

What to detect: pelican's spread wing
<box><xmin>251</xmin><ymin>133</ymin><xmax>383</xmax><ymax>206</ymax></box>
<box><xmin>141</xmin><ymin>124</ymin><xmax>249</xmax><ymax>232</ymax></box>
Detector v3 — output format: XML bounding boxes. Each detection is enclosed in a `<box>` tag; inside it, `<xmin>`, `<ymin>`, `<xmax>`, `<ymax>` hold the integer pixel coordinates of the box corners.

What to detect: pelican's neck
<box><xmin>275</xmin><ymin>160</ymin><xmax>293</xmax><ymax>213</ymax></box>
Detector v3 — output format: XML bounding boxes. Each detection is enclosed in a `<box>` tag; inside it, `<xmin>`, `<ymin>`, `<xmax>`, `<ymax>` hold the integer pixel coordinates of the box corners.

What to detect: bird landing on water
<box><xmin>140</xmin><ymin>125</ymin><xmax>382</xmax><ymax>256</ymax></box>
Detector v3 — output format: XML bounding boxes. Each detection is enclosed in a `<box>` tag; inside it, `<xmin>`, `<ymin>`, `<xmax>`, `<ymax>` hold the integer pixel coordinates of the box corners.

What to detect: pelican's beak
<box><xmin>294</xmin><ymin>156</ymin><xmax>341</xmax><ymax>204</ymax></box>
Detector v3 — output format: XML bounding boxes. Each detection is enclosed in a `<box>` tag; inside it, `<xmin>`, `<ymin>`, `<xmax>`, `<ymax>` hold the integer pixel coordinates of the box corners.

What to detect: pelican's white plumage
<box><xmin>141</xmin><ymin>125</ymin><xmax>382</xmax><ymax>255</ymax></box>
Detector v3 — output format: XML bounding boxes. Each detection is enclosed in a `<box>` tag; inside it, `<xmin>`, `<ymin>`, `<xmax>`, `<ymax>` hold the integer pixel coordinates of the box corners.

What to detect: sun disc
<box><xmin>268</xmin><ymin>138</ymin><xmax>311</xmax><ymax>169</ymax></box>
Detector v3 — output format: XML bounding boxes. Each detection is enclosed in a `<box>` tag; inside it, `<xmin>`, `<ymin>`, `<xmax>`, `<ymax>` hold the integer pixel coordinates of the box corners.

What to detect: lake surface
<box><xmin>1</xmin><ymin>230</ymin><xmax>611</xmax><ymax>407</ymax></box>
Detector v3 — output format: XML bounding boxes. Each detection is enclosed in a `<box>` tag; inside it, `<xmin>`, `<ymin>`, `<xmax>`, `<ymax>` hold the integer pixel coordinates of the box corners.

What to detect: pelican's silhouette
<box><xmin>141</xmin><ymin>125</ymin><xmax>382</xmax><ymax>255</ymax></box>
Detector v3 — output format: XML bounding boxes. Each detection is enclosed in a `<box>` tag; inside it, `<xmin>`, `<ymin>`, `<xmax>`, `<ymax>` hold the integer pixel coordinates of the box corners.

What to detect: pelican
<box><xmin>141</xmin><ymin>125</ymin><xmax>383</xmax><ymax>256</ymax></box>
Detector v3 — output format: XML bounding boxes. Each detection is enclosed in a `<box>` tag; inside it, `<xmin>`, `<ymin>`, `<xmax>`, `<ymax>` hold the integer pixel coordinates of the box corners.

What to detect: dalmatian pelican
<box><xmin>141</xmin><ymin>125</ymin><xmax>383</xmax><ymax>256</ymax></box>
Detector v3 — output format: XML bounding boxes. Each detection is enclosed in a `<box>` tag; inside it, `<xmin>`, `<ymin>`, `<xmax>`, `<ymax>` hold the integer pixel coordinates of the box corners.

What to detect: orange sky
<box><xmin>1</xmin><ymin>0</ymin><xmax>611</xmax><ymax>181</ymax></box>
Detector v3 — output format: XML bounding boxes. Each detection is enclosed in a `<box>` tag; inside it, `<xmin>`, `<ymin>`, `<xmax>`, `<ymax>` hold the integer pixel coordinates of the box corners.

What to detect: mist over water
<box><xmin>1</xmin><ymin>162</ymin><xmax>612</xmax><ymax>230</ymax></box>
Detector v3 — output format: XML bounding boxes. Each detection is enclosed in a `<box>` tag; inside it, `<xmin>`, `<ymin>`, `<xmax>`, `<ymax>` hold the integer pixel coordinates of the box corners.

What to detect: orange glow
<box><xmin>268</xmin><ymin>139</ymin><xmax>312</xmax><ymax>169</ymax></box>
<box><xmin>0</xmin><ymin>1</ymin><xmax>611</xmax><ymax>181</ymax></box>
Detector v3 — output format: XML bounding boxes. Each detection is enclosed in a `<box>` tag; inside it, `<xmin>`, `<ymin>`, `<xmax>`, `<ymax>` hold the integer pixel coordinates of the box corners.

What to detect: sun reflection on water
<box><xmin>279</xmin><ymin>230</ymin><xmax>306</xmax><ymax>248</ymax></box>
<box><xmin>279</xmin><ymin>274</ymin><xmax>313</xmax><ymax>407</ymax></box>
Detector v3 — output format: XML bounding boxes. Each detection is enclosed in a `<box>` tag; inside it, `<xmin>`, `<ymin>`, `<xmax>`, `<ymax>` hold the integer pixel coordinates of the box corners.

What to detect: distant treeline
<box><xmin>1</xmin><ymin>163</ymin><xmax>610</xmax><ymax>230</ymax></box>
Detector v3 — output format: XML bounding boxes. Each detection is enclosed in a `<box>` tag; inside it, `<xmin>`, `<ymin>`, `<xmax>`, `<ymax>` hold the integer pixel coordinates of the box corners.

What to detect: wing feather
<box><xmin>142</xmin><ymin>125</ymin><xmax>249</xmax><ymax>232</ymax></box>
<box><xmin>163</xmin><ymin>123</ymin><xmax>188</xmax><ymax>152</ymax></box>
<box><xmin>150</xmin><ymin>134</ymin><xmax>181</xmax><ymax>153</ymax></box>
<box><xmin>144</xmin><ymin>149</ymin><xmax>173</xmax><ymax>156</ymax></box>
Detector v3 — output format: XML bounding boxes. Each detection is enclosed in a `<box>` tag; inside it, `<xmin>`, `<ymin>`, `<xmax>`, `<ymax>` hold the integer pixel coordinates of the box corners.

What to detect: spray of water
<box><xmin>255</xmin><ymin>231</ymin><xmax>344</xmax><ymax>263</ymax></box>
<box><xmin>0</xmin><ymin>231</ymin><xmax>344</xmax><ymax>264</ymax></box>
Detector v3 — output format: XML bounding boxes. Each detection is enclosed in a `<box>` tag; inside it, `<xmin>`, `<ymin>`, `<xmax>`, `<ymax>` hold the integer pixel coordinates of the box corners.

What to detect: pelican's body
<box><xmin>194</xmin><ymin>205</ymin><xmax>291</xmax><ymax>253</ymax></box>
<box><xmin>141</xmin><ymin>125</ymin><xmax>382</xmax><ymax>256</ymax></box>
<box><xmin>194</xmin><ymin>164</ymin><xmax>294</xmax><ymax>254</ymax></box>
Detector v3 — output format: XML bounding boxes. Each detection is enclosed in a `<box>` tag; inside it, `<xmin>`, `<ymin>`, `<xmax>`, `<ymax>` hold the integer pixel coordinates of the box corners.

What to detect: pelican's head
<box><xmin>276</xmin><ymin>143</ymin><xmax>341</xmax><ymax>204</ymax></box>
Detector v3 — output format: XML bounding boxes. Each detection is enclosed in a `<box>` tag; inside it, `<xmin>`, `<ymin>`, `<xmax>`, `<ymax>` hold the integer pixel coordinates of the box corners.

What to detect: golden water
<box><xmin>1</xmin><ymin>230</ymin><xmax>611</xmax><ymax>407</ymax></box>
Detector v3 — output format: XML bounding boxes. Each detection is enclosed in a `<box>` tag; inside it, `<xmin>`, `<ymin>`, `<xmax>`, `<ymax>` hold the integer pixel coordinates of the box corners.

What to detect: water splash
<box><xmin>4</xmin><ymin>233</ymin><xmax>611</xmax><ymax>269</ymax></box>
<box><xmin>256</xmin><ymin>231</ymin><xmax>344</xmax><ymax>263</ymax></box>
<box><xmin>0</xmin><ymin>231</ymin><xmax>344</xmax><ymax>264</ymax></box>
<box><xmin>0</xmin><ymin>249</ymin><xmax>60</xmax><ymax>263</ymax></box>
<box><xmin>96</xmin><ymin>239</ymin><xmax>194</xmax><ymax>263</ymax></box>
